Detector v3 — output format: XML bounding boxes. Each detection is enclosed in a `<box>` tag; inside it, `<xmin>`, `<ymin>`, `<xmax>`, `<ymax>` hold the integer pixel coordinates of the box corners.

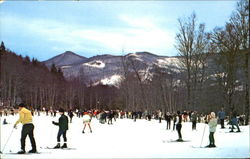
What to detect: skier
<box><xmin>107</xmin><ymin>110</ymin><xmax>114</xmax><ymax>124</ymax></box>
<box><xmin>175</xmin><ymin>111</ymin><xmax>183</xmax><ymax>141</ymax></box>
<box><xmin>68</xmin><ymin>110</ymin><xmax>74</xmax><ymax>123</ymax></box>
<box><xmin>217</xmin><ymin>107</ymin><xmax>225</xmax><ymax>128</ymax></box>
<box><xmin>172</xmin><ymin>113</ymin><xmax>177</xmax><ymax>131</ymax></box>
<box><xmin>229</xmin><ymin>111</ymin><xmax>241</xmax><ymax>132</ymax></box>
<box><xmin>205</xmin><ymin>112</ymin><xmax>217</xmax><ymax>148</ymax></box>
<box><xmin>158</xmin><ymin>110</ymin><xmax>163</xmax><ymax>123</ymax></box>
<box><xmin>191</xmin><ymin>111</ymin><xmax>197</xmax><ymax>130</ymax></box>
<box><xmin>14</xmin><ymin>103</ymin><xmax>37</xmax><ymax>154</ymax></box>
<box><xmin>52</xmin><ymin>108</ymin><xmax>69</xmax><ymax>148</ymax></box>
<box><xmin>82</xmin><ymin>112</ymin><xmax>92</xmax><ymax>133</ymax></box>
<box><xmin>165</xmin><ymin>112</ymin><xmax>172</xmax><ymax>130</ymax></box>
<box><xmin>3</xmin><ymin>118</ymin><xmax>8</xmax><ymax>124</ymax></box>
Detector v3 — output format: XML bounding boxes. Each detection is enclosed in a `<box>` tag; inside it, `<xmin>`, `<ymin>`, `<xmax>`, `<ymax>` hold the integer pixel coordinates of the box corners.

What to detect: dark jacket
<box><xmin>53</xmin><ymin>114</ymin><xmax>69</xmax><ymax>131</ymax></box>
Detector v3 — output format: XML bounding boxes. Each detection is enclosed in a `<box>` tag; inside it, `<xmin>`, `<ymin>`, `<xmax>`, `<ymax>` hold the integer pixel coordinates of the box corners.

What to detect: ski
<box><xmin>41</xmin><ymin>147</ymin><xmax>76</xmax><ymax>150</ymax></box>
<box><xmin>225</xmin><ymin>131</ymin><xmax>242</xmax><ymax>133</ymax></box>
<box><xmin>3</xmin><ymin>152</ymin><xmax>51</xmax><ymax>155</ymax></box>
<box><xmin>191</xmin><ymin>146</ymin><xmax>207</xmax><ymax>148</ymax></box>
<box><xmin>162</xmin><ymin>139</ymin><xmax>191</xmax><ymax>143</ymax></box>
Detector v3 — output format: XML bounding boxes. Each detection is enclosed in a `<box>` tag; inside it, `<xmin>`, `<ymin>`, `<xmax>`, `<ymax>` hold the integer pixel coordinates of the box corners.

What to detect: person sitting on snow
<box><xmin>52</xmin><ymin>108</ymin><xmax>69</xmax><ymax>148</ymax></box>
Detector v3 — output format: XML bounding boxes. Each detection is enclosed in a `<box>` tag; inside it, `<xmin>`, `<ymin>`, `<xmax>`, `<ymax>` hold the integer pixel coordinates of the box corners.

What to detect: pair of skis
<box><xmin>1</xmin><ymin>147</ymin><xmax>76</xmax><ymax>155</ymax></box>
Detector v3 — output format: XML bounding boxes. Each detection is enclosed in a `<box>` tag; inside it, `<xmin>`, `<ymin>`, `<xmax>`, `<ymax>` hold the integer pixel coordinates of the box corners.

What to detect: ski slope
<box><xmin>0</xmin><ymin>113</ymin><xmax>249</xmax><ymax>158</ymax></box>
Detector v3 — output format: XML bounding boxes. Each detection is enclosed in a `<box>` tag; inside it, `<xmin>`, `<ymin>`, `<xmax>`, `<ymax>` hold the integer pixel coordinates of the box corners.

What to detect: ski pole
<box><xmin>0</xmin><ymin>127</ymin><xmax>15</xmax><ymax>153</ymax></box>
<box><xmin>200</xmin><ymin>123</ymin><xmax>206</xmax><ymax>147</ymax></box>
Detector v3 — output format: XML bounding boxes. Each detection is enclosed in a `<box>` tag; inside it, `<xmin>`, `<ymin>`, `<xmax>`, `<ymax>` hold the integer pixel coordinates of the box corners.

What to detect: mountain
<box><xmin>44</xmin><ymin>51</ymin><xmax>87</xmax><ymax>67</ymax></box>
<box><xmin>43</xmin><ymin>51</ymin><xmax>181</xmax><ymax>86</ymax></box>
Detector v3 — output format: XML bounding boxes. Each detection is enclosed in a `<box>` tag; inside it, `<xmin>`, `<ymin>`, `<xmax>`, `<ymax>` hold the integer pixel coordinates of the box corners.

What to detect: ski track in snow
<box><xmin>0</xmin><ymin>114</ymin><xmax>249</xmax><ymax>158</ymax></box>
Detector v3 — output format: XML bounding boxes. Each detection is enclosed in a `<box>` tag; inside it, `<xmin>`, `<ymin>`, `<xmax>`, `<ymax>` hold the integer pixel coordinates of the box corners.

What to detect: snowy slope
<box><xmin>43</xmin><ymin>51</ymin><xmax>183</xmax><ymax>86</ymax></box>
<box><xmin>0</xmin><ymin>114</ymin><xmax>249</xmax><ymax>158</ymax></box>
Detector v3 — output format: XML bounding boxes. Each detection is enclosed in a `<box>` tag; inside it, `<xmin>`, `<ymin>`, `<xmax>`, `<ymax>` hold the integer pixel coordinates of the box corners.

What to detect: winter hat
<box><xmin>210</xmin><ymin>112</ymin><xmax>216</xmax><ymax>118</ymax></box>
<box><xmin>59</xmin><ymin>108</ymin><xmax>64</xmax><ymax>113</ymax></box>
<box><xmin>84</xmin><ymin>112</ymin><xmax>88</xmax><ymax>115</ymax></box>
<box><xmin>18</xmin><ymin>103</ymin><xmax>25</xmax><ymax>107</ymax></box>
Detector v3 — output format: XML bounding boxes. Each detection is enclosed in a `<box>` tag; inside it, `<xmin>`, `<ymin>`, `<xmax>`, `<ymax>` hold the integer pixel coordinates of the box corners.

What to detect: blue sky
<box><xmin>0</xmin><ymin>1</ymin><xmax>237</xmax><ymax>61</ymax></box>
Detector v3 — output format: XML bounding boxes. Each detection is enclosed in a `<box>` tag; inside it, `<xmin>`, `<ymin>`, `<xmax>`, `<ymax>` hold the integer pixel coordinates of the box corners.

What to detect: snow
<box><xmin>83</xmin><ymin>60</ymin><xmax>105</xmax><ymax>68</ymax></box>
<box><xmin>0</xmin><ymin>114</ymin><xmax>249</xmax><ymax>158</ymax></box>
<box><xmin>157</xmin><ymin>58</ymin><xmax>180</xmax><ymax>67</ymax></box>
<box><xmin>100</xmin><ymin>74</ymin><xmax>122</xmax><ymax>86</ymax></box>
<box><xmin>61</xmin><ymin>66</ymin><xmax>72</xmax><ymax>69</ymax></box>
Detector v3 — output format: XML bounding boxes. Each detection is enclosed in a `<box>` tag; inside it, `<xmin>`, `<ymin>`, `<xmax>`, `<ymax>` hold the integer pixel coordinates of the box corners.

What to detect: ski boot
<box><xmin>54</xmin><ymin>143</ymin><xmax>60</xmax><ymax>149</ymax></box>
<box><xmin>61</xmin><ymin>143</ymin><xmax>67</xmax><ymax>148</ymax></box>
<box><xmin>17</xmin><ymin>149</ymin><xmax>26</xmax><ymax>154</ymax></box>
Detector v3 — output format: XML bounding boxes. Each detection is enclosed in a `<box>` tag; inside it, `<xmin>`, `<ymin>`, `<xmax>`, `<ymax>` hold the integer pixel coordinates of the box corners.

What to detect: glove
<box><xmin>14</xmin><ymin>124</ymin><xmax>17</xmax><ymax>129</ymax></box>
<box><xmin>52</xmin><ymin>121</ymin><xmax>56</xmax><ymax>125</ymax></box>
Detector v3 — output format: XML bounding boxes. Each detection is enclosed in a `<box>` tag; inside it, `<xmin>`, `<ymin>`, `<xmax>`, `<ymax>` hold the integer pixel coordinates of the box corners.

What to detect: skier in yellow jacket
<box><xmin>14</xmin><ymin>103</ymin><xmax>37</xmax><ymax>154</ymax></box>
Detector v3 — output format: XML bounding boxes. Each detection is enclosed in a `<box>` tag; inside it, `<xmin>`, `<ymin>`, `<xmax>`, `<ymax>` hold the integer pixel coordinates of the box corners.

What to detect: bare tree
<box><xmin>175</xmin><ymin>12</ymin><xmax>210</xmax><ymax>110</ymax></box>
<box><xmin>230</xmin><ymin>0</ymin><xmax>249</xmax><ymax>125</ymax></box>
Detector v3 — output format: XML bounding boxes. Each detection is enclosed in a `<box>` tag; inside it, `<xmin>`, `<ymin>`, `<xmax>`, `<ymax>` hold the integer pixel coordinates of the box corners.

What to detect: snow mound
<box><xmin>83</xmin><ymin>60</ymin><xmax>105</xmax><ymax>68</ymax></box>
<box><xmin>100</xmin><ymin>74</ymin><xmax>122</xmax><ymax>86</ymax></box>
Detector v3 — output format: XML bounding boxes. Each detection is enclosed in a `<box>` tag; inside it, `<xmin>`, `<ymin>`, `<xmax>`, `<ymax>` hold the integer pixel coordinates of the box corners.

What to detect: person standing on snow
<box><xmin>217</xmin><ymin>107</ymin><xmax>225</xmax><ymax>128</ymax></box>
<box><xmin>82</xmin><ymin>112</ymin><xmax>92</xmax><ymax>133</ymax></box>
<box><xmin>165</xmin><ymin>112</ymin><xmax>172</xmax><ymax>130</ymax></box>
<box><xmin>206</xmin><ymin>112</ymin><xmax>217</xmax><ymax>148</ymax></box>
<box><xmin>191</xmin><ymin>111</ymin><xmax>197</xmax><ymax>130</ymax></box>
<box><xmin>52</xmin><ymin>108</ymin><xmax>69</xmax><ymax>148</ymax></box>
<box><xmin>175</xmin><ymin>110</ymin><xmax>183</xmax><ymax>141</ymax></box>
<box><xmin>68</xmin><ymin>110</ymin><xmax>74</xmax><ymax>123</ymax></box>
<box><xmin>14</xmin><ymin>103</ymin><xmax>37</xmax><ymax>154</ymax></box>
<box><xmin>229</xmin><ymin>111</ymin><xmax>241</xmax><ymax>133</ymax></box>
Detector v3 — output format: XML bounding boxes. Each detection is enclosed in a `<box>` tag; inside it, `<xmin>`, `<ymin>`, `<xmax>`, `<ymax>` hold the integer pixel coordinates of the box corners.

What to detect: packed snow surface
<box><xmin>0</xmin><ymin>114</ymin><xmax>249</xmax><ymax>158</ymax></box>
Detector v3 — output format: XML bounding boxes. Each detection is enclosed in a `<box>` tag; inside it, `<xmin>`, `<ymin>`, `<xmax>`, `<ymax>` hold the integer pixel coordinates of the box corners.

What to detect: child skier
<box><xmin>52</xmin><ymin>108</ymin><xmax>69</xmax><ymax>148</ymax></box>
<box><xmin>82</xmin><ymin>112</ymin><xmax>92</xmax><ymax>133</ymax></box>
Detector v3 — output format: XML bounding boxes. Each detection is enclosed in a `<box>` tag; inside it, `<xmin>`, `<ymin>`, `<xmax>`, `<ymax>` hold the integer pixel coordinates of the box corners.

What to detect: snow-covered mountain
<box><xmin>43</xmin><ymin>51</ymin><xmax>181</xmax><ymax>86</ymax></box>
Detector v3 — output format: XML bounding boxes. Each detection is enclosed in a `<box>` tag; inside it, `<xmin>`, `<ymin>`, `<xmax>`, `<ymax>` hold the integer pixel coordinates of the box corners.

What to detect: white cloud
<box><xmin>2</xmin><ymin>14</ymin><xmax>176</xmax><ymax>56</ymax></box>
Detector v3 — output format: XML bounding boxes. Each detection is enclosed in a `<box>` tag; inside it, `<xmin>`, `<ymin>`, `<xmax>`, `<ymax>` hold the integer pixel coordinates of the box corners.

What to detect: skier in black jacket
<box><xmin>175</xmin><ymin>110</ymin><xmax>183</xmax><ymax>141</ymax></box>
<box><xmin>52</xmin><ymin>108</ymin><xmax>69</xmax><ymax>148</ymax></box>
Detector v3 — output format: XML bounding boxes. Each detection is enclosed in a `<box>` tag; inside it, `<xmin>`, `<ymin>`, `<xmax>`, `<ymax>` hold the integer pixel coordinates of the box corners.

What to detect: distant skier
<box><xmin>82</xmin><ymin>112</ymin><xmax>92</xmax><ymax>133</ymax></box>
<box><xmin>14</xmin><ymin>103</ymin><xmax>37</xmax><ymax>154</ymax></box>
<box><xmin>205</xmin><ymin>112</ymin><xmax>217</xmax><ymax>148</ymax></box>
<box><xmin>217</xmin><ymin>107</ymin><xmax>225</xmax><ymax>128</ymax></box>
<box><xmin>3</xmin><ymin>118</ymin><xmax>8</xmax><ymax>124</ymax></box>
<box><xmin>68</xmin><ymin>110</ymin><xmax>74</xmax><ymax>123</ymax></box>
<box><xmin>229</xmin><ymin>111</ymin><xmax>241</xmax><ymax>132</ymax></box>
<box><xmin>52</xmin><ymin>108</ymin><xmax>69</xmax><ymax>148</ymax></box>
<box><xmin>191</xmin><ymin>111</ymin><xmax>197</xmax><ymax>130</ymax></box>
<box><xmin>158</xmin><ymin>110</ymin><xmax>163</xmax><ymax>123</ymax></box>
<box><xmin>165</xmin><ymin>112</ymin><xmax>172</xmax><ymax>130</ymax></box>
<box><xmin>175</xmin><ymin>111</ymin><xmax>183</xmax><ymax>141</ymax></box>
<box><xmin>107</xmin><ymin>110</ymin><xmax>114</xmax><ymax>124</ymax></box>
<box><xmin>172</xmin><ymin>113</ymin><xmax>177</xmax><ymax>131</ymax></box>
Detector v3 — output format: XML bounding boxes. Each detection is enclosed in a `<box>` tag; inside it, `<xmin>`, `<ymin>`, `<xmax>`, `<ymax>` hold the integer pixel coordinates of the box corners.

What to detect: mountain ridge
<box><xmin>43</xmin><ymin>51</ymin><xmax>181</xmax><ymax>86</ymax></box>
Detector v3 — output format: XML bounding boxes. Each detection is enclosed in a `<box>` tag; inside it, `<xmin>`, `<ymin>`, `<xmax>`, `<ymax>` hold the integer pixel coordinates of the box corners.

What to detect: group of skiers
<box><xmin>5</xmin><ymin>103</ymin><xmax>244</xmax><ymax>154</ymax></box>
